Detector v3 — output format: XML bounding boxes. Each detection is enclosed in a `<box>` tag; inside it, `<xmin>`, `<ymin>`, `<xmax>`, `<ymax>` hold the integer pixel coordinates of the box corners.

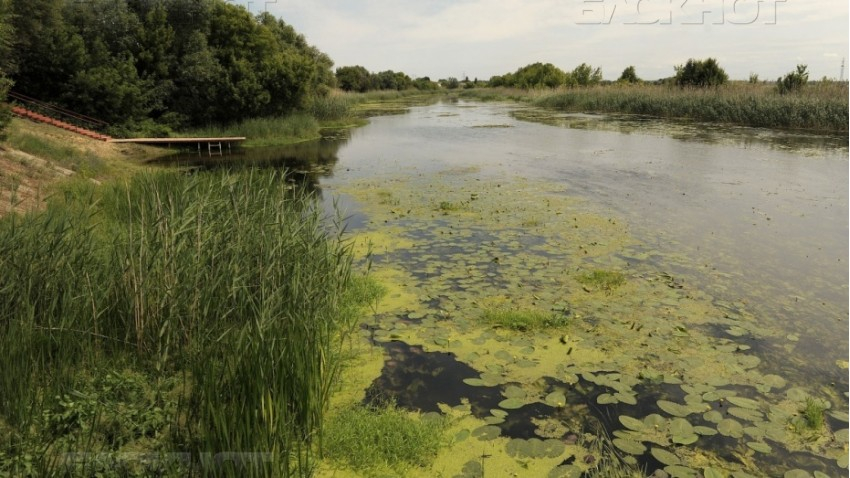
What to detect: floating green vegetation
<box><xmin>377</xmin><ymin>190</ymin><xmax>399</xmax><ymax>206</ymax></box>
<box><xmin>577</xmin><ymin>270</ymin><xmax>626</xmax><ymax>291</ymax></box>
<box><xmin>438</xmin><ymin>200</ymin><xmax>466</xmax><ymax>212</ymax></box>
<box><xmin>482</xmin><ymin>308</ymin><xmax>570</xmax><ymax>332</ymax></box>
<box><xmin>338</xmin><ymin>169</ymin><xmax>848</xmax><ymax>476</ymax></box>
<box><xmin>323</xmin><ymin>404</ymin><xmax>446</xmax><ymax>475</ymax></box>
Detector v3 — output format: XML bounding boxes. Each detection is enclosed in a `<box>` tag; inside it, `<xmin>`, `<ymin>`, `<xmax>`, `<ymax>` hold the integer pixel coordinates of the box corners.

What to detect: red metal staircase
<box><xmin>8</xmin><ymin>92</ymin><xmax>112</xmax><ymax>142</ymax></box>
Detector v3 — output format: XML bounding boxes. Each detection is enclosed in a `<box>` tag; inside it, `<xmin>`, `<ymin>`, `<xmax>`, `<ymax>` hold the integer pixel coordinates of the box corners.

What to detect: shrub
<box><xmin>674</xmin><ymin>58</ymin><xmax>728</xmax><ymax>87</ymax></box>
<box><xmin>776</xmin><ymin>64</ymin><xmax>809</xmax><ymax>95</ymax></box>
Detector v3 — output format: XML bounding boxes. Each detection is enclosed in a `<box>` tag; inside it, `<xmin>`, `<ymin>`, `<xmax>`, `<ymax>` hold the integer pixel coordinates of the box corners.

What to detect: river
<box><xmin>164</xmin><ymin>99</ymin><xmax>849</xmax><ymax>476</ymax></box>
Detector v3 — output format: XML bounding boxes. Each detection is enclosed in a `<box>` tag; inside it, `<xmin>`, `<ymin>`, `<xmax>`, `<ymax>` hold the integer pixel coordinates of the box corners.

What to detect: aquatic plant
<box><xmin>799</xmin><ymin>397</ymin><xmax>826</xmax><ymax>431</ymax></box>
<box><xmin>438</xmin><ymin>200</ymin><xmax>466</xmax><ymax>212</ymax></box>
<box><xmin>460</xmin><ymin>82</ymin><xmax>849</xmax><ymax>133</ymax></box>
<box><xmin>482</xmin><ymin>308</ymin><xmax>570</xmax><ymax>331</ymax></box>
<box><xmin>577</xmin><ymin>270</ymin><xmax>625</xmax><ymax>291</ymax></box>
<box><xmin>322</xmin><ymin>404</ymin><xmax>446</xmax><ymax>475</ymax></box>
<box><xmin>0</xmin><ymin>169</ymin><xmax>368</xmax><ymax>476</ymax></box>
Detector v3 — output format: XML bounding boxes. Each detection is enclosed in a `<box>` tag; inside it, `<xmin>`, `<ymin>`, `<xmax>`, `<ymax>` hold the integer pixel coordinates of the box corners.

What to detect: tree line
<box><xmin>1</xmin><ymin>0</ymin><xmax>337</xmax><ymax>133</ymax></box>
<box><xmin>335</xmin><ymin>65</ymin><xmax>438</xmax><ymax>93</ymax></box>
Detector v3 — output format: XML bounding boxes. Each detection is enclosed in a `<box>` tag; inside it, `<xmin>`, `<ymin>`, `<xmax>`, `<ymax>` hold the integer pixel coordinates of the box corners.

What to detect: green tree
<box><xmin>618</xmin><ymin>66</ymin><xmax>640</xmax><ymax>84</ymax></box>
<box><xmin>336</xmin><ymin>65</ymin><xmax>371</xmax><ymax>92</ymax></box>
<box><xmin>10</xmin><ymin>0</ymin><xmax>87</xmax><ymax>100</ymax></box>
<box><xmin>674</xmin><ymin>58</ymin><xmax>728</xmax><ymax>87</ymax></box>
<box><xmin>572</xmin><ymin>63</ymin><xmax>603</xmax><ymax>86</ymax></box>
<box><xmin>443</xmin><ymin>77</ymin><xmax>460</xmax><ymax>89</ymax></box>
<box><xmin>508</xmin><ymin>63</ymin><xmax>567</xmax><ymax>88</ymax></box>
<box><xmin>0</xmin><ymin>1</ymin><xmax>13</xmax><ymax>138</ymax></box>
<box><xmin>776</xmin><ymin>64</ymin><xmax>808</xmax><ymax>94</ymax></box>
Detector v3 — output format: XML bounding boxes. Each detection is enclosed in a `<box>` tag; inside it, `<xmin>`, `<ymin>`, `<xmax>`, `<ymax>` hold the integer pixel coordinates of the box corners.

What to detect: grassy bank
<box><xmin>0</xmin><ymin>169</ymin><xmax>379</xmax><ymax>477</ymax></box>
<box><xmin>460</xmin><ymin>82</ymin><xmax>849</xmax><ymax>133</ymax></box>
<box><xmin>177</xmin><ymin>90</ymin><xmax>443</xmax><ymax>148</ymax></box>
<box><xmin>0</xmin><ymin>118</ymin><xmax>167</xmax><ymax>216</ymax></box>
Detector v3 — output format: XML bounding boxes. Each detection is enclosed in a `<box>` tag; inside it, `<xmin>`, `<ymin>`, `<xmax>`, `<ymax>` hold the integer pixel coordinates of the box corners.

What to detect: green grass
<box><xmin>178</xmin><ymin>113</ymin><xmax>322</xmax><ymax>147</ymax></box>
<box><xmin>0</xmin><ymin>169</ymin><xmax>372</xmax><ymax>477</ymax></box>
<box><xmin>577</xmin><ymin>270</ymin><xmax>626</xmax><ymax>291</ymax></box>
<box><xmin>323</xmin><ymin>404</ymin><xmax>446</xmax><ymax>475</ymax></box>
<box><xmin>5</xmin><ymin>131</ymin><xmax>107</xmax><ymax>177</ymax></box>
<box><xmin>482</xmin><ymin>308</ymin><xmax>570</xmax><ymax>331</ymax></box>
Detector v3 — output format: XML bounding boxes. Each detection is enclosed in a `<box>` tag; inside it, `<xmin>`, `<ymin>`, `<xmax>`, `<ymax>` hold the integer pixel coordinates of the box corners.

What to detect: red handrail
<box><xmin>7</xmin><ymin>91</ymin><xmax>110</xmax><ymax>131</ymax></box>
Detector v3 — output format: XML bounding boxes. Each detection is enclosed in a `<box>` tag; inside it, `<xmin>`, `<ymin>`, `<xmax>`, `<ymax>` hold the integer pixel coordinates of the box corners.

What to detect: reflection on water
<box><xmin>510</xmin><ymin>109</ymin><xmax>849</xmax><ymax>155</ymax></box>
<box><xmin>148</xmin><ymin>132</ymin><xmax>349</xmax><ymax>193</ymax></box>
<box><xmin>322</xmin><ymin>100</ymin><xmax>847</xmax><ymax>474</ymax></box>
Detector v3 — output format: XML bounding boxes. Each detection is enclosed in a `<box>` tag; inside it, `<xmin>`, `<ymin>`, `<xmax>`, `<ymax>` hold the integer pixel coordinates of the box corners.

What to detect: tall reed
<box><xmin>461</xmin><ymin>83</ymin><xmax>849</xmax><ymax>133</ymax></box>
<box><xmin>0</xmin><ymin>169</ymin><xmax>364</xmax><ymax>476</ymax></box>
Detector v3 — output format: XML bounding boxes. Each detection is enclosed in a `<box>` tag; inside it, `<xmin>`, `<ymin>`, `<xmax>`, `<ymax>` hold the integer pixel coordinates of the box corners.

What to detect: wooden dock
<box><xmin>109</xmin><ymin>137</ymin><xmax>247</xmax><ymax>156</ymax></box>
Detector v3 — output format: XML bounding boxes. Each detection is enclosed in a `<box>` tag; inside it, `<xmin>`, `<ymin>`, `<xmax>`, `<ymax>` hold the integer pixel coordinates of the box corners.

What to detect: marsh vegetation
<box><xmin>0</xmin><ymin>169</ymin><xmax>382</xmax><ymax>476</ymax></box>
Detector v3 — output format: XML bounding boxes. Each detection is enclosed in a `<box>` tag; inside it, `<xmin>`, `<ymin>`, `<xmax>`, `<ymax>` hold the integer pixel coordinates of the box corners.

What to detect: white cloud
<box><xmin>235</xmin><ymin>0</ymin><xmax>849</xmax><ymax>80</ymax></box>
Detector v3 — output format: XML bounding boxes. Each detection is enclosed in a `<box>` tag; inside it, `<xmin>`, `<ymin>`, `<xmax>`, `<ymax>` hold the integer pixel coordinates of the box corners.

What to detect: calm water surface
<box><xmin>163</xmin><ymin>100</ymin><xmax>849</xmax><ymax>473</ymax></box>
<box><xmin>326</xmin><ymin>101</ymin><xmax>848</xmax><ymax>365</ymax></box>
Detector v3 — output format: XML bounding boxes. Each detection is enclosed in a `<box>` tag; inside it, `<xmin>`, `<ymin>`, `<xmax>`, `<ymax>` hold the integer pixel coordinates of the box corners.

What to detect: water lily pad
<box><xmin>549</xmin><ymin>465</ymin><xmax>582</xmax><ymax>478</ymax></box>
<box><xmin>704</xmin><ymin>467</ymin><xmax>726</xmax><ymax>478</ymax></box>
<box><xmin>454</xmin><ymin>429</ymin><xmax>470</xmax><ymax>442</ymax></box>
<box><xmin>658</xmin><ymin>400</ymin><xmax>691</xmax><ymax>417</ymax></box>
<box><xmin>727</xmin><ymin>407</ymin><xmax>763</xmax><ymax>422</ymax></box>
<box><xmin>783</xmin><ymin>470</ymin><xmax>812</xmax><ymax>478</ymax></box>
<box><xmin>835</xmin><ymin>428</ymin><xmax>849</xmax><ymax>443</ymax></box>
<box><xmin>693</xmin><ymin>426</ymin><xmax>717</xmax><ymax>436</ymax></box>
<box><xmin>614</xmin><ymin>392</ymin><xmax>637</xmax><ymax>405</ymax></box>
<box><xmin>651</xmin><ymin>448</ymin><xmax>681</xmax><ymax>466</ymax></box>
<box><xmin>545</xmin><ymin>391</ymin><xmax>567</xmax><ymax>407</ymax></box>
<box><xmin>613</xmin><ymin>438</ymin><xmax>646</xmax><ymax>455</ymax></box>
<box><xmin>597</xmin><ymin>393</ymin><xmax>618</xmax><ymax>405</ymax></box>
<box><xmin>726</xmin><ymin>396</ymin><xmax>760</xmax><ymax>410</ymax></box>
<box><xmin>644</xmin><ymin>414</ymin><xmax>667</xmax><ymax>428</ymax></box>
<box><xmin>503</xmin><ymin>385</ymin><xmax>526</xmax><ymax>399</ymax></box>
<box><xmin>499</xmin><ymin>398</ymin><xmax>526</xmax><ymax>409</ymax></box>
<box><xmin>786</xmin><ymin>387</ymin><xmax>809</xmax><ymax>401</ymax></box>
<box><xmin>746</xmin><ymin>441</ymin><xmax>772</xmax><ymax>453</ymax></box>
<box><xmin>737</xmin><ymin>355</ymin><xmax>761</xmax><ymax>369</ymax></box>
<box><xmin>717</xmin><ymin>418</ymin><xmax>744</xmax><ymax>438</ymax></box>
<box><xmin>472</xmin><ymin>425</ymin><xmax>501</xmax><ymax>440</ymax></box>
<box><xmin>829</xmin><ymin>410</ymin><xmax>849</xmax><ymax>423</ymax></box>
<box><xmin>463</xmin><ymin>378</ymin><xmax>487</xmax><ymax>386</ymax></box>
<box><xmin>542</xmin><ymin>438</ymin><xmax>566</xmax><ymax>458</ymax></box>
<box><xmin>484</xmin><ymin>416</ymin><xmax>505</xmax><ymax>424</ymax></box>
<box><xmin>669</xmin><ymin>418</ymin><xmax>694</xmax><ymax>436</ymax></box>
<box><xmin>619</xmin><ymin>415</ymin><xmax>646</xmax><ymax>431</ymax></box>
<box><xmin>703</xmin><ymin>410</ymin><xmax>724</xmax><ymax>423</ymax></box>
<box><xmin>490</xmin><ymin>409</ymin><xmax>508</xmax><ymax>419</ymax></box>
<box><xmin>743</xmin><ymin>426</ymin><xmax>765</xmax><ymax>439</ymax></box>
<box><xmin>665</xmin><ymin>465</ymin><xmax>698</xmax><ymax>478</ymax></box>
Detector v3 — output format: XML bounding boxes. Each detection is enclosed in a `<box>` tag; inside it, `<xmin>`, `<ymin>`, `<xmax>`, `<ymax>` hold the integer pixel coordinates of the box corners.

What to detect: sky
<box><xmin>232</xmin><ymin>0</ymin><xmax>849</xmax><ymax>82</ymax></box>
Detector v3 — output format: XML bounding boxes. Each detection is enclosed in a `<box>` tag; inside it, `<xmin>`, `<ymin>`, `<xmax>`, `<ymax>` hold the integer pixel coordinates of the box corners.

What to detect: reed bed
<box><xmin>179</xmin><ymin>113</ymin><xmax>322</xmax><ymax>147</ymax></box>
<box><xmin>0</xmin><ymin>170</ymin><xmax>372</xmax><ymax>476</ymax></box>
<box><xmin>462</xmin><ymin>83</ymin><xmax>849</xmax><ymax>133</ymax></box>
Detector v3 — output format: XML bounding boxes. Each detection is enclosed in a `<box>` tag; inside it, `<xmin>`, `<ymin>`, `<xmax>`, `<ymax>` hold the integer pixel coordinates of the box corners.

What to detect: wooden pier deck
<box><xmin>109</xmin><ymin>137</ymin><xmax>247</xmax><ymax>155</ymax></box>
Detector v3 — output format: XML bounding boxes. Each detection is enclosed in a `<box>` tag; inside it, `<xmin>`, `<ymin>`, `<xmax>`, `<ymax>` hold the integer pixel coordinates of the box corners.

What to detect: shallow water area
<box><xmin>196</xmin><ymin>100</ymin><xmax>850</xmax><ymax>475</ymax></box>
